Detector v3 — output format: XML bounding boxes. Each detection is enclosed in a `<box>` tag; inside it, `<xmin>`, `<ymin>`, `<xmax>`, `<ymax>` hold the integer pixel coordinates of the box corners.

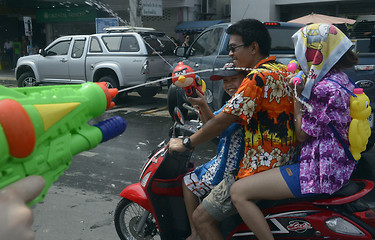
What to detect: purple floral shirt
<box><xmin>300</xmin><ymin>70</ymin><xmax>355</xmax><ymax>195</ymax></box>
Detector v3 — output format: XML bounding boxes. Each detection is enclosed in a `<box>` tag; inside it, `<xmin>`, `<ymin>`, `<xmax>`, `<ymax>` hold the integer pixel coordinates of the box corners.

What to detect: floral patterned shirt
<box><xmin>223</xmin><ymin>56</ymin><xmax>297</xmax><ymax>179</ymax></box>
<box><xmin>299</xmin><ymin>70</ymin><xmax>355</xmax><ymax>195</ymax></box>
<box><xmin>194</xmin><ymin>105</ymin><xmax>245</xmax><ymax>186</ymax></box>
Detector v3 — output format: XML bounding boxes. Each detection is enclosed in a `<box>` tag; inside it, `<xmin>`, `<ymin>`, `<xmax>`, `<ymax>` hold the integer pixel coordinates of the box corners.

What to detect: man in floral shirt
<box><xmin>168</xmin><ymin>19</ymin><xmax>297</xmax><ymax>240</ymax></box>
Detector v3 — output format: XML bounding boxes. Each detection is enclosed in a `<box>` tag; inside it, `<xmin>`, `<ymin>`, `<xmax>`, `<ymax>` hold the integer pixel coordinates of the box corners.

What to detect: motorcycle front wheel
<box><xmin>114</xmin><ymin>198</ymin><xmax>160</xmax><ymax>240</ymax></box>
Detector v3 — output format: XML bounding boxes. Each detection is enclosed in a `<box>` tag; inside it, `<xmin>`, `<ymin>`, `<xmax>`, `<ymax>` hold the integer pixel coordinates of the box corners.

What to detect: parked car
<box><xmin>168</xmin><ymin>21</ymin><xmax>375</xmax><ymax>151</ymax></box>
<box><xmin>16</xmin><ymin>26</ymin><xmax>177</xmax><ymax>98</ymax></box>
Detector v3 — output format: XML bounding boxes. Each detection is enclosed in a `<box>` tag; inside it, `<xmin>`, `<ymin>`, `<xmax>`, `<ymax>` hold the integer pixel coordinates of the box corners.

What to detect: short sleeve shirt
<box><xmin>223</xmin><ymin>56</ymin><xmax>297</xmax><ymax>179</ymax></box>
<box><xmin>299</xmin><ymin>70</ymin><xmax>355</xmax><ymax>194</ymax></box>
<box><xmin>194</xmin><ymin>105</ymin><xmax>245</xmax><ymax>186</ymax></box>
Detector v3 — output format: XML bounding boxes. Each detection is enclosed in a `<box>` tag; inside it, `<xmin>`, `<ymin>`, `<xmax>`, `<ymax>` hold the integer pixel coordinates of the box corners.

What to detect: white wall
<box><xmin>231</xmin><ymin>0</ymin><xmax>278</xmax><ymax>23</ymax></box>
<box><xmin>231</xmin><ymin>0</ymin><xmax>349</xmax><ymax>23</ymax></box>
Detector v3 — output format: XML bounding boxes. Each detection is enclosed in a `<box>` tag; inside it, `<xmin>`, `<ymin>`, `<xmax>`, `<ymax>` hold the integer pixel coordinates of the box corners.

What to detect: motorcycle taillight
<box><xmin>354</xmin><ymin>208</ymin><xmax>375</xmax><ymax>228</ymax></box>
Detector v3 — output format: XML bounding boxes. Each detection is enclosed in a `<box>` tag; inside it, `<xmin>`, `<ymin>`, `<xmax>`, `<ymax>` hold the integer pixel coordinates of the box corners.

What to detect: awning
<box><xmin>175</xmin><ymin>20</ymin><xmax>227</xmax><ymax>33</ymax></box>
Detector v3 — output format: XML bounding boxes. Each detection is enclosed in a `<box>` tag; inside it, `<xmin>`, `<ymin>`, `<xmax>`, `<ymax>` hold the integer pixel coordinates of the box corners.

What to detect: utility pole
<box><xmin>129</xmin><ymin>0</ymin><xmax>142</xmax><ymax>26</ymax></box>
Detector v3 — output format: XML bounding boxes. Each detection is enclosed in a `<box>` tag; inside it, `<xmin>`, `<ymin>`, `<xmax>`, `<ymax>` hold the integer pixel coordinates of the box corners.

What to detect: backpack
<box><xmin>327</xmin><ymin>78</ymin><xmax>372</xmax><ymax>162</ymax></box>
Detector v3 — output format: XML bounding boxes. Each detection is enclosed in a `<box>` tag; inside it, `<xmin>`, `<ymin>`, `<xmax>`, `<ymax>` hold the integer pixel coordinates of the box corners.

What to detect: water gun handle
<box><xmin>292</xmin><ymin>71</ymin><xmax>304</xmax><ymax>85</ymax></box>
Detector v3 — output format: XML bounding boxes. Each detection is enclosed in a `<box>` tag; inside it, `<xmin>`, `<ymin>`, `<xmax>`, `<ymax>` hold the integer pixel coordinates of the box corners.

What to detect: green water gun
<box><xmin>0</xmin><ymin>82</ymin><xmax>127</xmax><ymax>205</ymax></box>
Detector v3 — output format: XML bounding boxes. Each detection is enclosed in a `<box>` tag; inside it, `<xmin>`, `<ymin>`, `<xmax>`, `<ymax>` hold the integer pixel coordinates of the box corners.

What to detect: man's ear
<box><xmin>249</xmin><ymin>41</ymin><xmax>259</xmax><ymax>55</ymax></box>
<box><xmin>251</xmin><ymin>41</ymin><xmax>259</xmax><ymax>51</ymax></box>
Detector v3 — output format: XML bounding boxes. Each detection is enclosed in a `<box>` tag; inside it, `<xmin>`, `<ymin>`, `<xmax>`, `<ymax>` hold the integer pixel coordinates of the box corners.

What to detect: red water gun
<box><xmin>172</xmin><ymin>62</ymin><xmax>206</xmax><ymax>97</ymax></box>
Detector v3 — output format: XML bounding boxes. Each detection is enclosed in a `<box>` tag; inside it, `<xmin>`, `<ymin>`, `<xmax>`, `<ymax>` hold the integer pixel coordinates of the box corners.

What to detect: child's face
<box><xmin>223</xmin><ymin>74</ymin><xmax>245</xmax><ymax>96</ymax></box>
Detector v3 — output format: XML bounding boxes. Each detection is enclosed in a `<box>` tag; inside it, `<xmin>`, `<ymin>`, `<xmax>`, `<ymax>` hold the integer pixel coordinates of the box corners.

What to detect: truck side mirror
<box><xmin>39</xmin><ymin>49</ymin><xmax>46</xmax><ymax>56</ymax></box>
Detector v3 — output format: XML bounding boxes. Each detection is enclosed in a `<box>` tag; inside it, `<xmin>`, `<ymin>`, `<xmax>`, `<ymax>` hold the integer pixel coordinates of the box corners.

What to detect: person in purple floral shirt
<box><xmin>230</xmin><ymin>23</ymin><xmax>359</xmax><ymax>240</ymax></box>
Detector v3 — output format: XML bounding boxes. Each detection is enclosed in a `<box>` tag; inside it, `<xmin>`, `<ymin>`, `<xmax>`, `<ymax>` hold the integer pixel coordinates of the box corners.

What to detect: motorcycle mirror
<box><xmin>173</xmin><ymin>107</ymin><xmax>185</xmax><ymax>125</ymax></box>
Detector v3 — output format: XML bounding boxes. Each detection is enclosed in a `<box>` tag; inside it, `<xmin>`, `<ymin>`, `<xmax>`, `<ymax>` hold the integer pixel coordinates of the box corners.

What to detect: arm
<box><xmin>288</xmin><ymin>74</ymin><xmax>309</xmax><ymax>143</ymax></box>
<box><xmin>187</xmin><ymin>91</ymin><xmax>214</xmax><ymax>124</ymax></box>
<box><xmin>168</xmin><ymin>111</ymin><xmax>239</xmax><ymax>152</ymax></box>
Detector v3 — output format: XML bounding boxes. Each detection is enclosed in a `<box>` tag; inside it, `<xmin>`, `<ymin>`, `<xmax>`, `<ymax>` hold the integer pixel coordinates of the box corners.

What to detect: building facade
<box><xmin>232</xmin><ymin>0</ymin><xmax>375</xmax><ymax>23</ymax></box>
<box><xmin>0</xmin><ymin>0</ymin><xmax>374</xmax><ymax>50</ymax></box>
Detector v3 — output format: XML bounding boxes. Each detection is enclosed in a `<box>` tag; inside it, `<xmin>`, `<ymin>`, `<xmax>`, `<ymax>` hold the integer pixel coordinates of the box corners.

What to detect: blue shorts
<box><xmin>280</xmin><ymin>163</ymin><xmax>316</xmax><ymax>198</ymax></box>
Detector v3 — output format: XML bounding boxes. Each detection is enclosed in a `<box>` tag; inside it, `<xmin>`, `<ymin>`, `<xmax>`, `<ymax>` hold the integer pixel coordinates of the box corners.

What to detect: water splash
<box><xmin>84</xmin><ymin>0</ymin><xmax>128</xmax><ymax>25</ymax></box>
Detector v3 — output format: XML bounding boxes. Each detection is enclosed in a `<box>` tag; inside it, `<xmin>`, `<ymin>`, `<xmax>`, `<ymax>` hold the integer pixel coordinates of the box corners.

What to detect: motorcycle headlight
<box><xmin>140</xmin><ymin>171</ymin><xmax>152</xmax><ymax>187</ymax></box>
<box><xmin>325</xmin><ymin>217</ymin><xmax>365</xmax><ymax>236</ymax></box>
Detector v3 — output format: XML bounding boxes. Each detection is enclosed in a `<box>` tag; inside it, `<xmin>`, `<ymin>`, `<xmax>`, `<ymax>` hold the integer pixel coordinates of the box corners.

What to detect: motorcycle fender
<box><xmin>120</xmin><ymin>183</ymin><xmax>153</xmax><ymax>213</ymax></box>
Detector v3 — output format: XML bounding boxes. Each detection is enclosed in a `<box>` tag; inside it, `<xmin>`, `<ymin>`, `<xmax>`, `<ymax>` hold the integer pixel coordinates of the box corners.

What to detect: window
<box><xmin>189</xmin><ymin>28</ymin><xmax>223</xmax><ymax>57</ymax></box>
<box><xmin>120</xmin><ymin>36</ymin><xmax>140</xmax><ymax>52</ymax></box>
<box><xmin>268</xmin><ymin>28</ymin><xmax>297</xmax><ymax>52</ymax></box>
<box><xmin>71</xmin><ymin>39</ymin><xmax>85</xmax><ymax>58</ymax></box>
<box><xmin>143</xmin><ymin>34</ymin><xmax>176</xmax><ymax>55</ymax></box>
<box><xmin>102</xmin><ymin>35</ymin><xmax>139</xmax><ymax>52</ymax></box>
<box><xmin>89</xmin><ymin>37</ymin><xmax>102</xmax><ymax>52</ymax></box>
<box><xmin>102</xmin><ymin>36</ymin><xmax>122</xmax><ymax>51</ymax></box>
<box><xmin>46</xmin><ymin>40</ymin><xmax>71</xmax><ymax>56</ymax></box>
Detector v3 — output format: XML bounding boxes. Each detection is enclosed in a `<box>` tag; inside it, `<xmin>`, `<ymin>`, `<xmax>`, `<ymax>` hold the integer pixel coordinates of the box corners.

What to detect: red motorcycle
<box><xmin>114</xmin><ymin>107</ymin><xmax>375</xmax><ymax>240</ymax></box>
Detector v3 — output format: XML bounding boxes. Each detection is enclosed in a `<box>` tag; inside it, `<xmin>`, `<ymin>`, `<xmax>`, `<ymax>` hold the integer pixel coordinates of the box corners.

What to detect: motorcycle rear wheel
<box><xmin>114</xmin><ymin>198</ymin><xmax>160</xmax><ymax>240</ymax></box>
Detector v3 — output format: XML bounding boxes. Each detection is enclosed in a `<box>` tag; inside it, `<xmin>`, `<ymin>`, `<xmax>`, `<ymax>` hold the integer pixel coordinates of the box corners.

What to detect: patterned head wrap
<box><xmin>292</xmin><ymin>23</ymin><xmax>353</xmax><ymax>101</ymax></box>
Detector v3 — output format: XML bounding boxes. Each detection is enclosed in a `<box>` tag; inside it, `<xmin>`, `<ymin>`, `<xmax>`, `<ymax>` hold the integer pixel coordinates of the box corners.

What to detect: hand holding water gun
<box><xmin>0</xmin><ymin>82</ymin><xmax>127</xmax><ymax>205</ymax></box>
<box><xmin>172</xmin><ymin>62</ymin><xmax>206</xmax><ymax>98</ymax></box>
<box><xmin>287</xmin><ymin>60</ymin><xmax>304</xmax><ymax>85</ymax></box>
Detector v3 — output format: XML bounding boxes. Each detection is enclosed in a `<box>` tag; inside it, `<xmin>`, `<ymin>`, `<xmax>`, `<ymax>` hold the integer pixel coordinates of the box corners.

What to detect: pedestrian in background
<box><xmin>21</xmin><ymin>36</ymin><xmax>28</xmax><ymax>56</ymax></box>
<box><xmin>12</xmin><ymin>37</ymin><xmax>21</xmax><ymax>69</ymax></box>
<box><xmin>182</xmin><ymin>34</ymin><xmax>190</xmax><ymax>47</ymax></box>
<box><xmin>3</xmin><ymin>37</ymin><xmax>13</xmax><ymax>69</ymax></box>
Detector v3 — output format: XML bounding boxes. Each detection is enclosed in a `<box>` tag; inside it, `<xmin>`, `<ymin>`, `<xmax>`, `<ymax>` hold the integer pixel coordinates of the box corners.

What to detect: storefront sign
<box><xmin>36</xmin><ymin>7</ymin><xmax>96</xmax><ymax>23</ymax></box>
<box><xmin>142</xmin><ymin>0</ymin><xmax>162</xmax><ymax>16</ymax></box>
<box><xmin>23</xmin><ymin>16</ymin><xmax>32</xmax><ymax>36</ymax></box>
<box><xmin>96</xmin><ymin>18</ymin><xmax>119</xmax><ymax>34</ymax></box>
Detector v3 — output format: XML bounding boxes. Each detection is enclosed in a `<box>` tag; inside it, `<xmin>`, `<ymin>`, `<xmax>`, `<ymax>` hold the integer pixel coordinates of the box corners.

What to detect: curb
<box><xmin>0</xmin><ymin>79</ymin><xmax>16</xmax><ymax>85</ymax></box>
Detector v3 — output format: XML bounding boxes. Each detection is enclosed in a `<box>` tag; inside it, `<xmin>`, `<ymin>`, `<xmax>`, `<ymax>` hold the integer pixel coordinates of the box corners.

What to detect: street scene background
<box><xmin>0</xmin><ymin>77</ymin><xmax>374</xmax><ymax>240</ymax></box>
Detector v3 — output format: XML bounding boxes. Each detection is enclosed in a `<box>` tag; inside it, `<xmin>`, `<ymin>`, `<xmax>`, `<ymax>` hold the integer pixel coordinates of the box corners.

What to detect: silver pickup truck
<box><xmin>16</xmin><ymin>27</ymin><xmax>177</xmax><ymax>98</ymax></box>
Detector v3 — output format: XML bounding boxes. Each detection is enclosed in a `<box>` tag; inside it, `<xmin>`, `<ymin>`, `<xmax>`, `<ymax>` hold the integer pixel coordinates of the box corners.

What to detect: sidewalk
<box><xmin>0</xmin><ymin>69</ymin><xmax>16</xmax><ymax>85</ymax></box>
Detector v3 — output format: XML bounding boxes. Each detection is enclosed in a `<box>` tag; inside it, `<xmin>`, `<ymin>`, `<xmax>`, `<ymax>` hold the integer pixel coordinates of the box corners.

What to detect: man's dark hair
<box><xmin>226</xmin><ymin>19</ymin><xmax>271</xmax><ymax>56</ymax></box>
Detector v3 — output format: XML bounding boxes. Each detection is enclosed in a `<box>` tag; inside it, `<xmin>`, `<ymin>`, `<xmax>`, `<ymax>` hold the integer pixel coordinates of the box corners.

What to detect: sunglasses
<box><xmin>227</xmin><ymin>44</ymin><xmax>245</xmax><ymax>53</ymax></box>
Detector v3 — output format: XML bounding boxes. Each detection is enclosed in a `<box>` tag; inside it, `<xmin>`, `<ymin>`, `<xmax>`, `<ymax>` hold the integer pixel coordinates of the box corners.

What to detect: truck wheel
<box><xmin>18</xmin><ymin>72</ymin><xmax>37</xmax><ymax>87</ymax></box>
<box><xmin>98</xmin><ymin>75</ymin><xmax>119</xmax><ymax>89</ymax></box>
<box><xmin>114</xmin><ymin>198</ymin><xmax>160</xmax><ymax>240</ymax></box>
<box><xmin>167</xmin><ymin>84</ymin><xmax>188</xmax><ymax>119</ymax></box>
<box><xmin>137</xmin><ymin>87</ymin><xmax>159</xmax><ymax>98</ymax></box>
<box><xmin>97</xmin><ymin>75</ymin><xmax>121</xmax><ymax>103</ymax></box>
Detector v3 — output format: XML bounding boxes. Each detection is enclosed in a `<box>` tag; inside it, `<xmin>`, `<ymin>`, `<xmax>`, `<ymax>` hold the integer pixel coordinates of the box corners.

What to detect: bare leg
<box><xmin>193</xmin><ymin>204</ymin><xmax>223</xmax><ymax>240</ymax></box>
<box><xmin>231</xmin><ymin>167</ymin><xmax>294</xmax><ymax>240</ymax></box>
<box><xmin>182</xmin><ymin>181</ymin><xmax>200</xmax><ymax>240</ymax></box>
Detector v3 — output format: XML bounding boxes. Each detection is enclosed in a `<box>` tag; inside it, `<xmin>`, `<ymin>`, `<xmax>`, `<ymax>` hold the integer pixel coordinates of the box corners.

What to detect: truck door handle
<box><xmin>60</xmin><ymin>58</ymin><xmax>68</xmax><ymax>62</ymax></box>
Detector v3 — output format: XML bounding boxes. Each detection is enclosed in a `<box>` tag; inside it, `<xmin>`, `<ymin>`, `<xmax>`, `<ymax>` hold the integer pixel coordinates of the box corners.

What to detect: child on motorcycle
<box><xmin>230</xmin><ymin>23</ymin><xmax>359</xmax><ymax>240</ymax></box>
<box><xmin>182</xmin><ymin>62</ymin><xmax>246</xmax><ymax>240</ymax></box>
